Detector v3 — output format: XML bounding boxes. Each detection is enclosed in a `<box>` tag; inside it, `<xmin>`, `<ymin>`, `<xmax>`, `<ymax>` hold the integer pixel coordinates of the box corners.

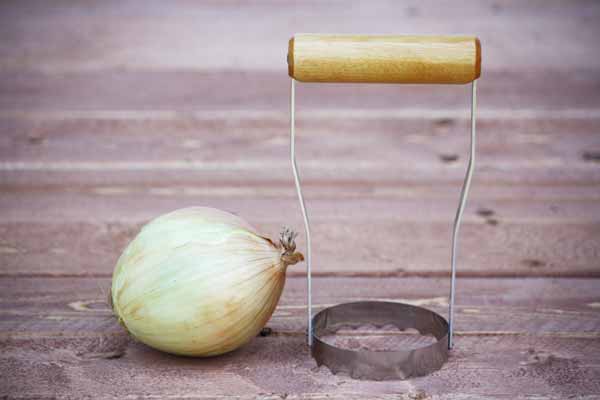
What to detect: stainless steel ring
<box><xmin>311</xmin><ymin>301</ymin><xmax>449</xmax><ymax>380</ymax></box>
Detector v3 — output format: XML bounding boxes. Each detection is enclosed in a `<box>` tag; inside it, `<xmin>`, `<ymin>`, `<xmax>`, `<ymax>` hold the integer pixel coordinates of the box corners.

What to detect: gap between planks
<box><xmin>2</xmin><ymin>108</ymin><xmax>600</xmax><ymax>121</ymax></box>
<box><xmin>2</xmin><ymin>159</ymin><xmax>598</xmax><ymax>172</ymax></box>
<box><xmin>3</xmin><ymin>270</ymin><xmax>600</xmax><ymax>279</ymax></box>
<box><xmin>2</xmin><ymin>331</ymin><xmax>599</xmax><ymax>341</ymax></box>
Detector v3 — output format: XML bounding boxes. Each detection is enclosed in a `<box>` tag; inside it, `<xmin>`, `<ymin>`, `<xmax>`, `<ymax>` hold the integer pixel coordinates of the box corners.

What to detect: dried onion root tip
<box><xmin>279</xmin><ymin>227</ymin><xmax>304</xmax><ymax>267</ymax></box>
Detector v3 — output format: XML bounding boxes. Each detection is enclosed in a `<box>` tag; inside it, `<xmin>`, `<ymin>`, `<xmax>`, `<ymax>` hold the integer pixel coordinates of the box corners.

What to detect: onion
<box><xmin>110</xmin><ymin>207</ymin><xmax>304</xmax><ymax>356</ymax></box>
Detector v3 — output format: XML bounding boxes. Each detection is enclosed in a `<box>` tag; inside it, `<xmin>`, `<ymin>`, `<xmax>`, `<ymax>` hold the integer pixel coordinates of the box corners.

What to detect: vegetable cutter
<box><xmin>287</xmin><ymin>34</ymin><xmax>481</xmax><ymax>380</ymax></box>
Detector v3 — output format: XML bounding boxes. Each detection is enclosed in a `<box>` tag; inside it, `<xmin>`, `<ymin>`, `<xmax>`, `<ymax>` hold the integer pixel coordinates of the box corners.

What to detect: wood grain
<box><xmin>1</xmin><ymin>0</ymin><xmax>600</xmax><ymax>398</ymax></box>
<box><xmin>1</xmin><ymin>113</ymin><xmax>598</xmax><ymax>277</ymax></box>
<box><xmin>2</xmin><ymin>70</ymin><xmax>600</xmax><ymax>112</ymax></box>
<box><xmin>289</xmin><ymin>35</ymin><xmax>481</xmax><ymax>84</ymax></box>
<box><xmin>2</xmin><ymin>115</ymin><xmax>599</xmax><ymax>175</ymax></box>
<box><xmin>1</xmin><ymin>1</ymin><xmax>598</xmax><ymax>73</ymax></box>
<box><xmin>1</xmin><ymin>277</ymin><xmax>599</xmax><ymax>398</ymax></box>
<box><xmin>3</xmin><ymin>276</ymin><xmax>600</xmax><ymax>334</ymax></box>
<box><xmin>3</xmin><ymin>335</ymin><xmax>598</xmax><ymax>399</ymax></box>
<box><xmin>1</xmin><ymin>218</ymin><xmax>599</xmax><ymax>278</ymax></box>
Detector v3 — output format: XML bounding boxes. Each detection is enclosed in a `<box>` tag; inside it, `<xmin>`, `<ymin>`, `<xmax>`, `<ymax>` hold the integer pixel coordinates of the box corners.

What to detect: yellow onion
<box><xmin>110</xmin><ymin>207</ymin><xmax>303</xmax><ymax>356</ymax></box>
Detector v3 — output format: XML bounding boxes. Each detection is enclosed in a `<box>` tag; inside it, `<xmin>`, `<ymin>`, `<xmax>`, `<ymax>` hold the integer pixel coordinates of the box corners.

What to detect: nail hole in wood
<box><xmin>434</xmin><ymin>118</ymin><xmax>454</xmax><ymax>127</ymax></box>
<box><xmin>439</xmin><ymin>154</ymin><xmax>459</xmax><ymax>163</ymax></box>
<box><xmin>27</xmin><ymin>134</ymin><xmax>45</xmax><ymax>144</ymax></box>
<box><xmin>522</xmin><ymin>259</ymin><xmax>546</xmax><ymax>268</ymax></box>
<box><xmin>582</xmin><ymin>151</ymin><xmax>600</xmax><ymax>163</ymax></box>
<box><xmin>477</xmin><ymin>208</ymin><xmax>495</xmax><ymax>217</ymax></box>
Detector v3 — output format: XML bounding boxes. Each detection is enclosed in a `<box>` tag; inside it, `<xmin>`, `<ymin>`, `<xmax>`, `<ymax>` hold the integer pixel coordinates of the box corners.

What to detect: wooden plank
<box><xmin>2</xmin><ymin>277</ymin><xmax>600</xmax><ymax>334</ymax></box>
<box><xmin>1</xmin><ymin>277</ymin><xmax>600</xmax><ymax>398</ymax></box>
<box><xmin>4</xmin><ymin>194</ymin><xmax>597</xmax><ymax>277</ymax></box>
<box><xmin>2</xmin><ymin>182</ymin><xmax>600</xmax><ymax>203</ymax></box>
<box><xmin>1</xmin><ymin>115</ymin><xmax>599</xmax><ymax>177</ymax></box>
<box><xmin>3</xmin><ymin>165</ymin><xmax>600</xmax><ymax>188</ymax></box>
<box><xmin>2</xmin><ymin>188</ymin><xmax>599</xmax><ymax>222</ymax></box>
<box><xmin>3</xmin><ymin>114</ymin><xmax>599</xmax><ymax>162</ymax></box>
<box><xmin>2</xmin><ymin>334</ymin><xmax>599</xmax><ymax>399</ymax></box>
<box><xmin>3</xmin><ymin>167</ymin><xmax>600</xmax><ymax>188</ymax></box>
<box><xmin>1</xmin><ymin>215</ymin><xmax>599</xmax><ymax>277</ymax></box>
<box><xmin>2</xmin><ymin>113</ymin><xmax>600</xmax><ymax>187</ymax></box>
<box><xmin>4</xmin><ymin>276</ymin><xmax>600</xmax><ymax>309</ymax></box>
<box><xmin>1</xmin><ymin>70</ymin><xmax>600</xmax><ymax>112</ymax></box>
<box><xmin>0</xmin><ymin>1</ymin><xmax>598</xmax><ymax>73</ymax></box>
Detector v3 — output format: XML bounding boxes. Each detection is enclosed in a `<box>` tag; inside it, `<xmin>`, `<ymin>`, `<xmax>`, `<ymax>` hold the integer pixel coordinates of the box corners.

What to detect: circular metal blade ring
<box><xmin>311</xmin><ymin>301</ymin><xmax>449</xmax><ymax>380</ymax></box>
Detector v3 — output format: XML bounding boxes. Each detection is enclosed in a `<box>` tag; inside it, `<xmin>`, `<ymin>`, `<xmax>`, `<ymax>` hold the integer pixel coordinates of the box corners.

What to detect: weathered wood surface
<box><xmin>2</xmin><ymin>1</ymin><xmax>598</xmax><ymax>73</ymax></box>
<box><xmin>2</xmin><ymin>116</ymin><xmax>600</xmax><ymax>183</ymax></box>
<box><xmin>3</xmin><ymin>277</ymin><xmax>600</xmax><ymax>336</ymax></box>
<box><xmin>1</xmin><ymin>114</ymin><xmax>599</xmax><ymax>277</ymax></box>
<box><xmin>2</xmin><ymin>218</ymin><xmax>600</xmax><ymax>278</ymax></box>
<box><xmin>2</xmin><ymin>277</ymin><xmax>600</xmax><ymax>399</ymax></box>
<box><xmin>1</xmin><ymin>0</ymin><xmax>600</xmax><ymax>399</ymax></box>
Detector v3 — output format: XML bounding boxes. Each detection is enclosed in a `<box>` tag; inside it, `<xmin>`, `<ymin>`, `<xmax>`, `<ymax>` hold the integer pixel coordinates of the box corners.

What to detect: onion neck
<box><xmin>279</xmin><ymin>227</ymin><xmax>305</xmax><ymax>267</ymax></box>
<box><xmin>281</xmin><ymin>251</ymin><xmax>304</xmax><ymax>267</ymax></box>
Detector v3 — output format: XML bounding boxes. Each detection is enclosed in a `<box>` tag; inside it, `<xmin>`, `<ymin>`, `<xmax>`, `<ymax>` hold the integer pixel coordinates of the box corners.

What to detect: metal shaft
<box><xmin>448</xmin><ymin>79</ymin><xmax>478</xmax><ymax>349</ymax></box>
<box><xmin>289</xmin><ymin>78</ymin><xmax>313</xmax><ymax>346</ymax></box>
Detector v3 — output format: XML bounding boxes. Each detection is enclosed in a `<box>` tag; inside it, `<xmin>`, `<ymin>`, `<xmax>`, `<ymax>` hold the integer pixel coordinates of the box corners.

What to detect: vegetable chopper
<box><xmin>287</xmin><ymin>34</ymin><xmax>481</xmax><ymax>380</ymax></box>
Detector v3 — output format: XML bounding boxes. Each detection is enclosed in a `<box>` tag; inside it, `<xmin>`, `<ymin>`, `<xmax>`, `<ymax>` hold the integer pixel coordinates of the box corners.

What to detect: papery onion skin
<box><xmin>111</xmin><ymin>207</ymin><xmax>303</xmax><ymax>357</ymax></box>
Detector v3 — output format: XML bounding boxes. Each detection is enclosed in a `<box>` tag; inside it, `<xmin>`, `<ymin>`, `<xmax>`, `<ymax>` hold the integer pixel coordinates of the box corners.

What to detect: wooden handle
<box><xmin>288</xmin><ymin>34</ymin><xmax>481</xmax><ymax>84</ymax></box>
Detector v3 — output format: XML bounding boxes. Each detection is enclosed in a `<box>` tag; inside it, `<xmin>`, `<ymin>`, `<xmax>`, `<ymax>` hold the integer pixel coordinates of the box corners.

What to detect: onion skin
<box><xmin>111</xmin><ymin>207</ymin><xmax>303</xmax><ymax>357</ymax></box>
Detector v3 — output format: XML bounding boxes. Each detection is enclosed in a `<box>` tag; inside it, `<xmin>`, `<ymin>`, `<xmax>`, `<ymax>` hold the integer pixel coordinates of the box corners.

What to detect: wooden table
<box><xmin>1</xmin><ymin>1</ymin><xmax>599</xmax><ymax>398</ymax></box>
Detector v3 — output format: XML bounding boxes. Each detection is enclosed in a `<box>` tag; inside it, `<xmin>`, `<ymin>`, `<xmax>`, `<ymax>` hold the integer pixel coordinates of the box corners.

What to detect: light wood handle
<box><xmin>288</xmin><ymin>34</ymin><xmax>481</xmax><ymax>84</ymax></box>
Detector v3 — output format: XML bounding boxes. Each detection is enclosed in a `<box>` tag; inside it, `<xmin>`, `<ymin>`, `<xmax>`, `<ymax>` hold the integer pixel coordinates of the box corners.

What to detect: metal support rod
<box><xmin>448</xmin><ymin>79</ymin><xmax>478</xmax><ymax>349</ymax></box>
<box><xmin>289</xmin><ymin>78</ymin><xmax>313</xmax><ymax>346</ymax></box>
